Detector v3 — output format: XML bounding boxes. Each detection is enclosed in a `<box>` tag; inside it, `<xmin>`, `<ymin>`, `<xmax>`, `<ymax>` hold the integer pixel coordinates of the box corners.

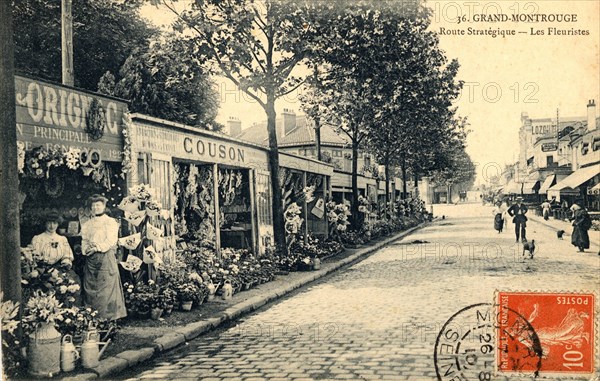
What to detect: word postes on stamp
<box><xmin>497</xmin><ymin>291</ymin><xmax>595</xmax><ymax>375</ymax></box>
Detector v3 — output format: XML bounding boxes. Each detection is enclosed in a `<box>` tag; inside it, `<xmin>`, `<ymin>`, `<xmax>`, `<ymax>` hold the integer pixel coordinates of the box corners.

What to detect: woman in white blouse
<box><xmin>80</xmin><ymin>194</ymin><xmax>127</xmax><ymax>320</ymax></box>
<box><xmin>31</xmin><ymin>212</ymin><xmax>74</xmax><ymax>267</ymax></box>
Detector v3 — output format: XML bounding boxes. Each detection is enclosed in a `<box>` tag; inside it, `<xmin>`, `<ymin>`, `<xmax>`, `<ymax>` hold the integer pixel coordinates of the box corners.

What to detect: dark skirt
<box><xmin>571</xmin><ymin>226</ymin><xmax>590</xmax><ymax>249</ymax></box>
<box><xmin>83</xmin><ymin>247</ymin><xmax>127</xmax><ymax>320</ymax></box>
<box><xmin>494</xmin><ymin>213</ymin><xmax>503</xmax><ymax>231</ymax></box>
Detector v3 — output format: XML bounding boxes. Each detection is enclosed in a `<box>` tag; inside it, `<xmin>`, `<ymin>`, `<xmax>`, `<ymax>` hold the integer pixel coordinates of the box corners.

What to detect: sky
<box><xmin>140</xmin><ymin>1</ymin><xmax>600</xmax><ymax>184</ymax></box>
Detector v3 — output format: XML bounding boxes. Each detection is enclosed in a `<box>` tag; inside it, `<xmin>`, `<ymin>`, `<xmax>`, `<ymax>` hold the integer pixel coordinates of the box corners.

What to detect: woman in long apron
<box><xmin>81</xmin><ymin>195</ymin><xmax>127</xmax><ymax>320</ymax></box>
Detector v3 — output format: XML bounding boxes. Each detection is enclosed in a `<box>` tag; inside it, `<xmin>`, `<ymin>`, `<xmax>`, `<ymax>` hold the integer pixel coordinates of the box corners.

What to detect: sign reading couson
<box><xmin>183</xmin><ymin>137</ymin><xmax>245</xmax><ymax>163</ymax></box>
<box><xmin>132</xmin><ymin>121</ymin><xmax>268</xmax><ymax>168</ymax></box>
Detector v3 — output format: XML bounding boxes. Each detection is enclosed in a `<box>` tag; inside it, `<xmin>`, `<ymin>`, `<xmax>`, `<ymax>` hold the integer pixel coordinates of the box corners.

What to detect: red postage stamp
<box><xmin>497</xmin><ymin>291</ymin><xmax>595</xmax><ymax>375</ymax></box>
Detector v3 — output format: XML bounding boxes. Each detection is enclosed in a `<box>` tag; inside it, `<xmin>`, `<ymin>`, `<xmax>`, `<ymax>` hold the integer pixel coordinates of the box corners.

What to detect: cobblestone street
<box><xmin>118</xmin><ymin>203</ymin><xmax>599</xmax><ymax>381</ymax></box>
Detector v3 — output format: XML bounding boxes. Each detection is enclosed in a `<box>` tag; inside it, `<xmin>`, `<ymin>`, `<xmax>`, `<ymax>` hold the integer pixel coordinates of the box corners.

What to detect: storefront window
<box><xmin>256</xmin><ymin>171</ymin><xmax>273</xmax><ymax>250</ymax></box>
<box><xmin>218</xmin><ymin>167</ymin><xmax>252</xmax><ymax>250</ymax></box>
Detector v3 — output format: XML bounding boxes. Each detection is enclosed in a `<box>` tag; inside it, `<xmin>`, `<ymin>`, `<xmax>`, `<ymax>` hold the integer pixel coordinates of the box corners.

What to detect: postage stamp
<box><xmin>497</xmin><ymin>291</ymin><xmax>596</xmax><ymax>375</ymax></box>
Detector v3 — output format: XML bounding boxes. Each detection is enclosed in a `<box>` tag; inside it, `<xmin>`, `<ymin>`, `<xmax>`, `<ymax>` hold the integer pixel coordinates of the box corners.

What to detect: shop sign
<box><xmin>15</xmin><ymin>76</ymin><xmax>126</xmax><ymax>161</ymax></box>
<box><xmin>133</xmin><ymin>122</ymin><xmax>267</xmax><ymax>168</ymax></box>
<box><xmin>541</xmin><ymin>142</ymin><xmax>558</xmax><ymax>152</ymax></box>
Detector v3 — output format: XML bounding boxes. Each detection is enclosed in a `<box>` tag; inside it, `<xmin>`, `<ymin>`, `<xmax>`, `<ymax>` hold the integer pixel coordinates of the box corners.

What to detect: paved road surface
<box><xmin>118</xmin><ymin>203</ymin><xmax>599</xmax><ymax>381</ymax></box>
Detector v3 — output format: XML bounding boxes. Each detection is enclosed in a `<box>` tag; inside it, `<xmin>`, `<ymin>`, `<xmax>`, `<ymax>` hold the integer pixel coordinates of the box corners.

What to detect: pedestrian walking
<box><xmin>507</xmin><ymin>196</ymin><xmax>528</xmax><ymax>242</ymax></box>
<box><xmin>570</xmin><ymin>201</ymin><xmax>592</xmax><ymax>252</ymax></box>
<box><xmin>541</xmin><ymin>199</ymin><xmax>552</xmax><ymax>221</ymax></box>
<box><xmin>492</xmin><ymin>201</ymin><xmax>504</xmax><ymax>233</ymax></box>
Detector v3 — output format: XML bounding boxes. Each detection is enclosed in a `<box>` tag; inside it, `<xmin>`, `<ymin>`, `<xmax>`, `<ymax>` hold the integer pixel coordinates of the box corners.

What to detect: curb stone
<box><xmin>67</xmin><ymin>222</ymin><xmax>427</xmax><ymax>380</ymax></box>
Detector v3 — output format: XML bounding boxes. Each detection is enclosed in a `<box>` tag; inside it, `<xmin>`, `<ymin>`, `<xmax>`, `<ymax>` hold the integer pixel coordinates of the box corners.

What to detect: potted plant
<box><xmin>161</xmin><ymin>287</ymin><xmax>178</xmax><ymax>316</ymax></box>
<box><xmin>175</xmin><ymin>282</ymin><xmax>198</xmax><ymax>311</ymax></box>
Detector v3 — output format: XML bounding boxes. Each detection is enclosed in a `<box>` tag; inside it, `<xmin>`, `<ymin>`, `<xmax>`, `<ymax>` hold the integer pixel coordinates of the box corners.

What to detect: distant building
<box><xmin>226</xmin><ymin>110</ymin><xmax>419</xmax><ymax>206</ymax></box>
<box><xmin>515</xmin><ymin>100</ymin><xmax>599</xmax><ymax>209</ymax></box>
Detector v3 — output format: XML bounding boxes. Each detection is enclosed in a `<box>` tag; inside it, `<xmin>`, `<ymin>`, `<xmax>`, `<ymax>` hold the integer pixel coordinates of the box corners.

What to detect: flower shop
<box><xmin>113</xmin><ymin>113</ymin><xmax>340</xmax><ymax>314</ymax></box>
<box><xmin>8</xmin><ymin>75</ymin><xmax>131</xmax><ymax>377</ymax></box>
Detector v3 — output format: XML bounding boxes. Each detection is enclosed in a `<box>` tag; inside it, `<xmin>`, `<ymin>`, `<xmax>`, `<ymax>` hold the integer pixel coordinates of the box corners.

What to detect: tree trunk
<box><xmin>401</xmin><ymin>156</ymin><xmax>407</xmax><ymax>200</ymax></box>
<box><xmin>351</xmin><ymin>135</ymin><xmax>360</xmax><ymax>230</ymax></box>
<box><xmin>447</xmin><ymin>184</ymin><xmax>452</xmax><ymax>204</ymax></box>
<box><xmin>0</xmin><ymin>0</ymin><xmax>22</xmax><ymax>304</ymax></box>
<box><xmin>384</xmin><ymin>158</ymin><xmax>390</xmax><ymax>219</ymax></box>
<box><xmin>265</xmin><ymin>93</ymin><xmax>287</xmax><ymax>255</ymax></box>
<box><xmin>315</xmin><ymin>119</ymin><xmax>321</xmax><ymax>161</ymax></box>
<box><xmin>414</xmin><ymin>173</ymin><xmax>419</xmax><ymax>198</ymax></box>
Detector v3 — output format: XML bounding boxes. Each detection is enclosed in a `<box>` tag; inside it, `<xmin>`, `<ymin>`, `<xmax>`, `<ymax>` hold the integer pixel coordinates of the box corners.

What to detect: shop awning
<box><xmin>539</xmin><ymin>175</ymin><xmax>556</xmax><ymax>194</ymax></box>
<box><xmin>503</xmin><ymin>180</ymin><xmax>521</xmax><ymax>194</ymax></box>
<box><xmin>549</xmin><ymin>165</ymin><xmax>599</xmax><ymax>191</ymax></box>
<box><xmin>522</xmin><ymin>180</ymin><xmax>540</xmax><ymax>195</ymax></box>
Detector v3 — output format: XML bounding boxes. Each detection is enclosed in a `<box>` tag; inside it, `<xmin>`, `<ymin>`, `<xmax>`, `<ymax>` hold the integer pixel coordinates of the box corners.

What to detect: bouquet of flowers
<box><xmin>21</xmin><ymin>248</ymin><xmax>80</xmax><ymax>307</ymax></box>
<box><xmin>284</xmin><ymin>203</ymin><xmax>304</xmax><ymax>235</ymax></box>
<box><xmin>327</xmin><ymin>202</ymin><xmax>351</xmax><ymax>236</ymax></box>
<box><xmin>358</xmin><ymin>195</ymin><xmax>370</xmax><ymax>213</ymax></box>
<box><xmin>22</xmin><ymin>291</ymin><xmax>64</xmax><ymax>330</ymax></box>
<box><xmin>64</xmin><ymin>148</ymin><xmax>81</xmax><ymax>170</ymax></box>
<box><xmin>129</xmin><ymin>184</ymin><xmax>156</xmax><ymax>202</ymax></box>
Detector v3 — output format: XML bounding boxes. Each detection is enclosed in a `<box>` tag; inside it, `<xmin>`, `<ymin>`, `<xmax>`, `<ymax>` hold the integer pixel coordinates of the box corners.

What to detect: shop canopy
<box><xmin>547</xmin><ymin>165</ymin><xmax>599</xmax><ymax>200</ymax></box>
<box><xmin>548</xmin><ymin>165</ymin><xmax>599</xmax><ymax>192</ymax></box>
<box><xmin>502</xmin><ymin>180</ymin><xmax>521</xmax><ymax>194</ymax></box>
<box><xmin>539</xmin><ymin>175</ymin><xmax>556</xmax><ymax>194</ymax></box>
<box><xmin>522</xmin><ymin>180</ymin><xmax>540</xmax><ymax>195</ymax></box>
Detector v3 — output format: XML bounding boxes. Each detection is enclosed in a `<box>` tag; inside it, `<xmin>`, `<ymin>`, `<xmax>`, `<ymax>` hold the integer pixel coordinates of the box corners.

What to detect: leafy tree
<box><xmin>153</xmin><ymin>0</ymin><xmax>315</xmax><ymax>254</ymax></box>
<box><xmin>12</xmin><ymin>0</ymin><xmax>157</xmax><ymax>91</ymax></box>
<box><xmin>429</xmin><ymin>139</ymin><xmax>476</xmax><ymax>202</ymax></box>
<box><xmin>98</xmin><ymin>36</ymin><xmax>220</xmax><ymax>129</ymax></box>
<box><xmin>301</xmin><ymin>1</ymin><xmax>424</xmax><ymax>228</ymax></box>
<box><xmin>363</xmin><ymin>13</ymin><xmax>458</xmax><ymax>214</ymax></box>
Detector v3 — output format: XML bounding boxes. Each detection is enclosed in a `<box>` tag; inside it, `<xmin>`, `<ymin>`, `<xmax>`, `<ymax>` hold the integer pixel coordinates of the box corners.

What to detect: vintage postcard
<box><xmin>2</xmin><ymin>0</ymin><xmax>599</xmax><ymax>380</ymax></box>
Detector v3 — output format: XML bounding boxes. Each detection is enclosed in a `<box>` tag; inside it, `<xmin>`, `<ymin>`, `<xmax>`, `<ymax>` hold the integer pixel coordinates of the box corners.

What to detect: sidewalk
<box><xmin>63</xmin><ymin>223</ymin><xmax>428</xmax><ymax>381</ymax></box>
<box><xmin>529</xmin><ymin>214</ymin><xmax>600</xmax><ymax>252</ymax></box>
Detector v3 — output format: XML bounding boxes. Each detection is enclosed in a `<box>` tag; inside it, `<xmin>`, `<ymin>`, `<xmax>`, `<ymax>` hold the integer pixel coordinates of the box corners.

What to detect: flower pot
<box><xmin>28</xmin><ymin>322</ymin><xmax>61</xmax><ymax>377</ymax></box>
<box><xmin>150</xmin><ymin>308</ymin><xmax>163</xmax><ymax>320</ymax></box>
<box><xmin>180</xmin><ymin>301</ymin><xmax>193</xmax><ymax>311</ymax></box>
<box><xmin>164</xmin><ymin>305</ymin><xmax>173</xmax><ymax>316</ymax></box>
<box><xmin>136</xmin><ymin>308</ymin><xmax>150</xmax><ymax>319</ymax></box>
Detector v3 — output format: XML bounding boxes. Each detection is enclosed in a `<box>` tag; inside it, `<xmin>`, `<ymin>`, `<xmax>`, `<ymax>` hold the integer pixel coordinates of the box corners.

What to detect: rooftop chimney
<box><xmin>281</xmin><ymin>108</ymin><xmax>296</xmax><ymax>136</ymax></box>
<box><xmin>227</xmin><ymin>117</ymin><xmax>242</xmax><ymax>137</ymax></box>
<box><xmin>587</xmin><ymin>99</ymin><xmax>597</xmax><ymax>131</ymax></box>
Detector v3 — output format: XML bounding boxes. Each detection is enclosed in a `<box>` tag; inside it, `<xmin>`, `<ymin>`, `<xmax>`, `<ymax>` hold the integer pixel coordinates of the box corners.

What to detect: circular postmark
<box><xmin>434</xmin><ymin>303</ymin><xmax>542</xmax><ymax>380</ymax></box>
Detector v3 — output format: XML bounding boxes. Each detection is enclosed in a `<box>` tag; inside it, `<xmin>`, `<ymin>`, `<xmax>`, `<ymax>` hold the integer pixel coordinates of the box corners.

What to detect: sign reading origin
<box><xmin>15</xmin><ymin>75</ymin><xmax>127</xmax><ymax>162</ymax></box>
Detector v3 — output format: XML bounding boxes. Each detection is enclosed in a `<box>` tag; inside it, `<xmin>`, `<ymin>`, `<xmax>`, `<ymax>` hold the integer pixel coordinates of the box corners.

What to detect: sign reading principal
<box><xmin>15</xmin><ymin>76</ymin><xmax>127</xmax><ymax>162</ymax></box>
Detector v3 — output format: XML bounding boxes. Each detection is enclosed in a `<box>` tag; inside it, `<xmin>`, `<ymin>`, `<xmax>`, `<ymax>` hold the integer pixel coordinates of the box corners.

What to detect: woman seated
<box><xmin>31</xmin><ymin>212</ymin><xmax>74</xmax><ymax>268</ymax></box>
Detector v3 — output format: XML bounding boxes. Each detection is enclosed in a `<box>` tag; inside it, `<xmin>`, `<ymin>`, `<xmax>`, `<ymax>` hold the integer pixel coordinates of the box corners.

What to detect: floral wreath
<box><xmin>85</xmin><ymin>98</ymin><xmax>107</xmax><ymax>141</ymax></box>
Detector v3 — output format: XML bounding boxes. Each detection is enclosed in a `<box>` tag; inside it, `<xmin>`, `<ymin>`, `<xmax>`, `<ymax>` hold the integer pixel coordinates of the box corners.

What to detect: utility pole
<box><xmin>0</xmin><ymin>0</ymin><xmax>22</xmax><ymax>304</ymax></box>
<box><xmin>62</xmin><ymin>0</ymin><xmax>74</xmax><ymax>86</ymax></box>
